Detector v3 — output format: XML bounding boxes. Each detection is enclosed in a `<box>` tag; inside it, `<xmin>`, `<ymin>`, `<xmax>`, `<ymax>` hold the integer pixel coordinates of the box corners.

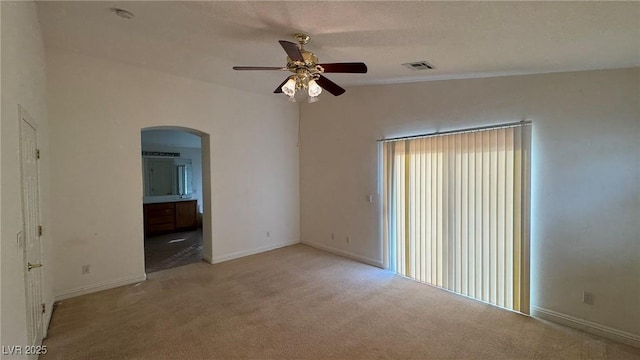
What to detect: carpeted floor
<box><xmin>42</xmin><ymin>244</ymin><xmax>640</xmax><ymax>359</ymax></box>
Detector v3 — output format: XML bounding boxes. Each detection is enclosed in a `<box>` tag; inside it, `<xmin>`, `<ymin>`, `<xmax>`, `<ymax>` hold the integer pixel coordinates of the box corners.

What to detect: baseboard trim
<box><xmin>531</xmin><ymin>305</ymin><xmax>640</xmax><ymax>348</ymax></box>
<box><xmin>302</xmin><ymin>240</ymin><xmax>384</xmax><ymax>268</ymax></box>
<box><xmin>211</xmin><ymin>240</ymin><xmax>300</xmax><ymax>264</ymax></box>
<box><xmin>54</xmin><ymin>273</ymin><xmax>147</xmax><ymax>301</ymax></box>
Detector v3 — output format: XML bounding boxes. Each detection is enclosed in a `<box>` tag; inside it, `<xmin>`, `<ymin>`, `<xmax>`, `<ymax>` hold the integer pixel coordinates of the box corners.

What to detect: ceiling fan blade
<box><xmin>278</xmin><ymin>40</ymin><xmax>304</xmax><ymax>62</ymax></box>
<box><xmin>316</xmin><ymin>75</ymin><xmax>346</xmax><ymax>96</ymax></box>
<box><xmin>233</xmin><ymin>66</ymin><xmax>284</xmax><ymax>71</ymax></box>
<box><xmin>273</xmin><ymin>77</ymin><xmax>290</xmax><ymax>94</ymax></box>
<box><xmin>318</xmin><ymin>62</ymin><xmax>368</xmax><ymax>73</ymax></box>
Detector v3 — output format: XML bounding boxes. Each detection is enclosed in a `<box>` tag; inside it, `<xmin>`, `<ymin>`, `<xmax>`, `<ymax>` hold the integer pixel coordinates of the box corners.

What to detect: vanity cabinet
<box><xmin>144</xmin><ymin>200</ymin><xmax>197</xmax><ymax>235</ymax></box>
<box><xmin>175</xmin><ymin>201</ymin><xmax>198</xmax><ymax>229</ymax></box>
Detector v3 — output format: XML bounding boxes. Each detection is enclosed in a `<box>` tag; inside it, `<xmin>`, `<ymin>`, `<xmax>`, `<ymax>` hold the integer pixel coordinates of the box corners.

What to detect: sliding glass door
<box><xmin>382</xmin><ymin>123</ymin><xmax>531</xmax><ymax>313</ymax></box>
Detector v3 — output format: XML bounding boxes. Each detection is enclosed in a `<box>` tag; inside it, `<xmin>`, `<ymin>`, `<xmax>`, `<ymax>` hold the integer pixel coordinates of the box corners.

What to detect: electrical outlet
<box><xmin>82</xmin><ymin>264</ymin><xmax>91</xmax><ymax>275</ymax></box>
<box><xmin>331</xmin><ymin>233</ymin><xmax>335</xmax><ymax>240</ymax></box>
<box><xmin>266</xmin><ymin>231</ymin><xmax>270</xmax><ymax>238</ymax></box>
<box><xmin>582</xmin><ymin>291</ymin><xmax>594</xmax><ymax>305</ymax></box>
<box><xmin>346</xmin><ymin>236</ymin><xmax>351</xmax><ymax>244</ymax></box>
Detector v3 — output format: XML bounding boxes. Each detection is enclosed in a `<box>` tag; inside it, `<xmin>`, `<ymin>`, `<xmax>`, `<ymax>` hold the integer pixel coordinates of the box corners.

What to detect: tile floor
<box><xmin>144</xmin><ymin>227</ymin><xmax>203</xmax><ymax>273</ymax></box>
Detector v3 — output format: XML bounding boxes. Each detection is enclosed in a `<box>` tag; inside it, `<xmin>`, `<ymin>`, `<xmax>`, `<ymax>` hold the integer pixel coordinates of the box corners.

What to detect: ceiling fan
<box><xmin>232</xmin><ymin>33</ymin><xmax>367</xmax><ymax>102</ymax></box>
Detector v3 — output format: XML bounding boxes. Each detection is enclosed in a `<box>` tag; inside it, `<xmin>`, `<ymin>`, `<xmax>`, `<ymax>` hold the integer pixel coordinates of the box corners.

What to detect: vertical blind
<box><xmin>382</xmin><ymin>124</ymin><xmax>531</xmax><ymax>313</ymax></box>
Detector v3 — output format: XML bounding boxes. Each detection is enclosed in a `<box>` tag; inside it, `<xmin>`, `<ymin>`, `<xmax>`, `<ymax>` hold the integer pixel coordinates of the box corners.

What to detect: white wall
<box><xmin>300</xmin><ymin>68</ymin><xmax>640</xmax><ymax>341</ymax></box>
<box><xmin>46</xmin><ymin>48</ymin><xmax>300</xmax><ymax>299</ymax></box>
<box><xmin>1</xmin><ymin>0</ymin><xmax>53</xmax><ymax>353</ymax></box>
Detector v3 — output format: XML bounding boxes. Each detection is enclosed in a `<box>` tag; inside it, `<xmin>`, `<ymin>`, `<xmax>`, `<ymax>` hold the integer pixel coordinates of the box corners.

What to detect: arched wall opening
<box><xmin>140</xmin><ymin>126</ymin><xmax>213</xmax><ymax>272</ymax></box>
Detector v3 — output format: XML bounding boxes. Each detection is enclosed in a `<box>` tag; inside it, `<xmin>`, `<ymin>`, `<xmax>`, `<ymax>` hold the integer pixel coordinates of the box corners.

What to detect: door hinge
<box><xmin>38</xmin><ymin>225</ymin><xmax>43</xmax><ymax>237</ymax></box>
<box><xmin>36</xmin><ymin>149</ymin><xmax>41</xmax><ymax>159</ymax></box>
<box><xmin>41</xmin><ymin>303</ymin><xmax>46</xmax><ymax>314</ymax></box>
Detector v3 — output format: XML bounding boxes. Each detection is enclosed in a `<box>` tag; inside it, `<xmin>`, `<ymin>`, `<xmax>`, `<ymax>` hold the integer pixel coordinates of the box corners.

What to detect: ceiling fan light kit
<box><xmin>308</xmin><ymin>79</ymin><xmax>322</xmax><ymax>97</ymax></box>
<box><xmin>233</xmin><ymin>33</ymin><xmax>367</xmax><ymax>103</ymax></box>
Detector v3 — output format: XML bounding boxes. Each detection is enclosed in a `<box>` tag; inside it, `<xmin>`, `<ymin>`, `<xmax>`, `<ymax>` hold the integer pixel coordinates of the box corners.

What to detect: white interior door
<box><xmin>20</xmin><ymin>108</ymin><xmax>45</xmax><ymax>347</ymax></box>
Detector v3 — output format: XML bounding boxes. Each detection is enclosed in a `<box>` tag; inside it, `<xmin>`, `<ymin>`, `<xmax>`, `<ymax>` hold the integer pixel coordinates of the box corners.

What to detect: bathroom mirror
<box><xmin>143</xmin><ymin>157</ymin><xmax>193</xmax><ymax>197</ymax></box>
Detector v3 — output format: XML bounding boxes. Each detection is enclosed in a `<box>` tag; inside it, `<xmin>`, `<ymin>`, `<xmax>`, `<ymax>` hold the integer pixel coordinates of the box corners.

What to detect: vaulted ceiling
<box><xmin>37</xmin><ymin>1</ymin><xmax>640</xmax><ymax>94</ymax></box>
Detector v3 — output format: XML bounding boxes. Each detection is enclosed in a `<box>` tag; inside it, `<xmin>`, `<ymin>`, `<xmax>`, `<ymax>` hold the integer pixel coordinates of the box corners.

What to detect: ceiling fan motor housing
<box><xmin>287</xmin><ymin>49</ymin><xmax>322</xmax><ymax>88</ymax></box>
<box><xmin>287</xmin><ymin>51</ymin><xmax>320</xmax><ymax>72</ymax></box>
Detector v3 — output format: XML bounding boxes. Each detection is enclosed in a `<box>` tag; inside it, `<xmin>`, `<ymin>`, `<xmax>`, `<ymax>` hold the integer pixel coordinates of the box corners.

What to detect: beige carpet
<box><xmin>42</xmin><ymin>244</ymin><xmax>640</xmax><ymax>359</ymax></box>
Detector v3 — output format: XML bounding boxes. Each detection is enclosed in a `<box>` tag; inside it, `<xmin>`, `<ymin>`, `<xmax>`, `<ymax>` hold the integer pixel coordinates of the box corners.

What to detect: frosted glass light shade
<box><xmin>308</xmin><ymin>79</ymin><xmax>322</xmax><ymax>97</ymax></box>
<box><xmin>282</xmin><ymin>78</ymin><xmax>297</xmax><ymax>97</ymax></box>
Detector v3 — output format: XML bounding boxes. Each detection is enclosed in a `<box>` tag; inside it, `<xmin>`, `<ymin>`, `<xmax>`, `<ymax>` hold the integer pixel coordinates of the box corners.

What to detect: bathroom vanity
<box><xmin>141</xmin><ymin>153</ymin><xmax>198</xmax><ymax>235</ymax></box>
<box><xmin>143</xmin><ymin>199</ymin><xmax>197</xmax><ymax>235</ymax></box>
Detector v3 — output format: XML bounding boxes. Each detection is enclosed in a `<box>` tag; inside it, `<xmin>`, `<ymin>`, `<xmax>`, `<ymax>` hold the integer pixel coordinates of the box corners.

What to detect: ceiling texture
<box><xmin>37</xmin><ymin>1</ymin><xmax>640</xmax><ymax>94</ymax></box>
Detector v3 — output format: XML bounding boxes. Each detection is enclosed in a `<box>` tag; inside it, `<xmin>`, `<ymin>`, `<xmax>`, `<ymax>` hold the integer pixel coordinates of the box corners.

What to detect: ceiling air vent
<box><xmin>402</xmin><ymin>61</ymin><xmax>436</xmax><ymax>70</ymax></box>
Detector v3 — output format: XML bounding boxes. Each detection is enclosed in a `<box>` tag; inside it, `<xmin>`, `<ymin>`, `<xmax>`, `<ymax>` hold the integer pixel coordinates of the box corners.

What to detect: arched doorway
<box><xmin>140</xmin><ymin>126</ymin><xmax>213</xmax><ymax>273</ymax></box>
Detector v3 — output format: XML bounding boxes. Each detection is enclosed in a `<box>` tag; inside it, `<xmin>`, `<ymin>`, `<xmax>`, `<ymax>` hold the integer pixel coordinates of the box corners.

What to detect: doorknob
<box><xmin>27</xmin><ymin>262</ymin><xmax>43</xmax><ymax>271</ymax></box>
